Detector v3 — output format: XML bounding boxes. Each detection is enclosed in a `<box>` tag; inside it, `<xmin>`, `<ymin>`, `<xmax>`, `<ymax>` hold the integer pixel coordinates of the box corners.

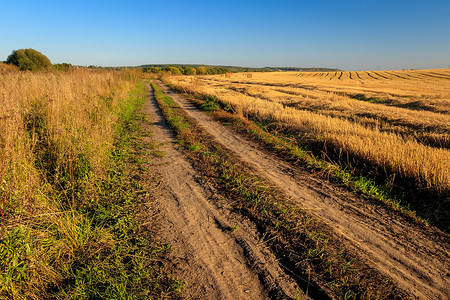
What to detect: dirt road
<box><xmin>143</xmin><ymin>88</ymin><xmax>308</xmax><ymax>299</ymax></box>
<box><xmin>154</xmin><ymin>82</ymin><xmax>450</xmax><ymax>300</ymax></box>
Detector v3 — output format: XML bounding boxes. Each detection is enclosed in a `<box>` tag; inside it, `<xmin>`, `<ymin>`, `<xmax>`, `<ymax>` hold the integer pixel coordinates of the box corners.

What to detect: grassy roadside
<box><xmin>151</xmin><ymin>82</ymin><xmax>409</xmax><ymax>300</ymax></box>
<box><xmin>0</xmin><ymin>82</ymin><xmax>181</xmax><ymax>299</ymax></box>
<box><xmin>166</xmin><ymin>83</ymin><xmax>450</xmax><ymax>233</ymax></box>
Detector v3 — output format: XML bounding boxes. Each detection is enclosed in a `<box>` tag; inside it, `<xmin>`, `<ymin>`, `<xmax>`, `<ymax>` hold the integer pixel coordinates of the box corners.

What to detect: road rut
<box><xmin>143</xmin><ymin>87</ymin><xmax>306</xmax><ymax>299</ymax></box>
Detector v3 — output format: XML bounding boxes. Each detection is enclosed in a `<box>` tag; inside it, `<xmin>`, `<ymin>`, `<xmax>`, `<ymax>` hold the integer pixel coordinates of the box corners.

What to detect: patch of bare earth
<box><xmin>155</xmin><ymin>83</ymin><xmax>450</xmax><ymax>300</ymax></box>
<box><xmin>141</xmin><ymin>90</ymin><xmax>307</xmax><ymax>299</ymax></box>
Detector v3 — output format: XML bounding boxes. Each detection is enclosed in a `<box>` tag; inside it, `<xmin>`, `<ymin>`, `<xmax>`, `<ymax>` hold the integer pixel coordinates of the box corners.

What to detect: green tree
<box><xmin>196</xmin><ymin>66</ymin><xmax>208</xmax><ymax>75</ymax></box>
<box><xmin>183</xmin><ymin>66</ymin><xmax>196</xmax><ymax>75</ymax></box>
<box><xmin>6</xmin><ymin>48</ymin><xmax>52</xmax><ymax>71</ymax></box>
<box><xmin>144</xmin><ymin>67</ymin><xmax>161</xmax><ymax>73</ymax></box>
<box><xmin>53</xmin><ymin>63</ymin><xmax>73</xmax><ymax>71</ymax></box>
<box><xmin>164</xmin><ymin>66</ymin><xmax>182</xmax><ymax>75</ymax></box>
<box><xmin>209</xmin><ymin>67</ymin><xmax>230</xmax><ymax>75</ymax></box>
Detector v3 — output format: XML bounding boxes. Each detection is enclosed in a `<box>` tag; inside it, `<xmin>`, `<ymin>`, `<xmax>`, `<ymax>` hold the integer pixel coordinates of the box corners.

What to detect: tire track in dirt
<box><xmin>143</xmin><ymin>87</ymin><xmax>306</xmax><ymax>299</ymax></box>
<box><xmin>157</xmin><ymin>82</ymin><xmax>450</xmax><ymax>300</ymax></box>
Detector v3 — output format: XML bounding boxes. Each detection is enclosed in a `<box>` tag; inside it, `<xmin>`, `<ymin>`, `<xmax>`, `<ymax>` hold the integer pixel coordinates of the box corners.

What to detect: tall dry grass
<box><xmin>0</xmin><ymin>67</ymin><xmax>144</xmax><ymax>297</ymax></box>
<box><xmin>166</xmin><ymin>71</ymin><xmax>450</xmax><ymax>196</ymax></box>
<box><xmin>0</xmin><ymin>68</ymin><xmax>139</xmax><ymax>220</ymax></box>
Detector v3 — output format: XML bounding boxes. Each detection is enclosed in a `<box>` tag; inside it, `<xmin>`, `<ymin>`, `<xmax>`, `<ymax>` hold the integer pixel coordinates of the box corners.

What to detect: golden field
<box><xmin>0</xmin><ymin>65</ymin><xmax>148</xmax><ymax>297</ymax></box>
<box><xmin>166</xmin><ymin>69</ymin><xmax>450</xmax><ymax>196</ymax></box>
<box><xmin>0</xmin><ymin>65</ymin><xmax>139</xmax><ymax>219</ymax></box>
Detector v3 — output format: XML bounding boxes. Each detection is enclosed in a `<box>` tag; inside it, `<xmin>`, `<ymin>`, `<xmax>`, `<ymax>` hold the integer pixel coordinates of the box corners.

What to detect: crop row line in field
<box><xmin>385</xmin><ymin>71</ymin><xmax>410</xmax><ymax>80</ymax></box>
<box><xmin>418</xmin><ymin>72</ymin><xmax>450</xmax><ymax>80</ymax></box>
<box><xmin>407</xmin><ymin>72</ymin><xmax>445</xmax><ymax>81</ymax></box>
<box><xmin>372</xmin><ymin>72</ymin><xmax>390</xmax><ymax>79</ymax></box>
<box><xmin>428</xmin><ymin>71</ymin><xmax>450</xmax><ymax>78</ymax></box>
<box><xmin>365</xmin><ymin>71</ymin><xmax>380</xmax><ymax>80</ymax></box>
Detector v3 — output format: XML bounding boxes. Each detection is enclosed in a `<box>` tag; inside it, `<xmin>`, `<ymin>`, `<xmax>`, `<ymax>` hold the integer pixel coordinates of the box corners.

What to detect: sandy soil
<box><xmin>154</xmin><ymin>82</ymin><xmax>450</xmax><ymax>300</ymax></box>
<box><xmin>142</xmin><ymin>89</ymin><xmax>308</xmax><ymax>299</ymax></box>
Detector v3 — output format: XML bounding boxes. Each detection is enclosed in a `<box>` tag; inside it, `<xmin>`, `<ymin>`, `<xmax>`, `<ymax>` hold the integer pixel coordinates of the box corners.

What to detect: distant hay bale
<box><xmin>247</xmin><ymin>73</ymin><xmax>253</xmax><ymax>78</ymax></box>
<box><xmin>225</xmin><ymin>72</ymin><xmax>231</xmax><ymax>78</ymax></box>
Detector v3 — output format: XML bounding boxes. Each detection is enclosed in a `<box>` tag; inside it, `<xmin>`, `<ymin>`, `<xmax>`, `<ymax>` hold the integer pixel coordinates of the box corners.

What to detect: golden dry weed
<box><xmin>0</xmin><ymin>68</ymin><xmax>138</xmax><ymax>219</ymax></box>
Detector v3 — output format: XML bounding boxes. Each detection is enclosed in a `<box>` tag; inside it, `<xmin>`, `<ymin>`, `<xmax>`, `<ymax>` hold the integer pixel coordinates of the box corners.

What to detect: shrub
<box><xmin>200</xmin><ymin>95</ymin><xmax>220</xmax><ymax>111</ymax></box>
<box><xmin>6</xmin><ymin>48</ymin><xmax>52</xmax><ymax>71</ymax></box>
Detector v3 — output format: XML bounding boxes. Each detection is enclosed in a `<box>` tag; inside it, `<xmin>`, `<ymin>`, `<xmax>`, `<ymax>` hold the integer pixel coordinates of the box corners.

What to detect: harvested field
<box><xmin>150</xmin><ymin>82</ymin><xmax>449</xmax><ymax>299</ymax></box>
<box><xmin>165</xmin><ymin>70</ymin><xmax>450</xmax><ymax>231</ymax></box>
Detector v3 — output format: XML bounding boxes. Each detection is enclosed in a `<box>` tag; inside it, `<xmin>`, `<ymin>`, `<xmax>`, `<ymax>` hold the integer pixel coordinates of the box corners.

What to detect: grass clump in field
<box><xmin>200</xmin><ymin>95</ymin><xmax>221</xmax><ymax>111</ymax></box>
<box><xmin>0</xmin><ymin>70</ymin><xmax>181</xmax><ymax>298</ymax></box>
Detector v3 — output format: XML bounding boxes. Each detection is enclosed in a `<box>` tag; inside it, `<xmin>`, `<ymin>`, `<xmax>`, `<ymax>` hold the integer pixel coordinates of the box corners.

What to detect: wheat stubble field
<box><xmin>167</xmin><ymin>69</ymin><xmax>450</xmax><ymax>229</ymax></box>
<box><xmin>155</xmin><ymin>73</ymin><xmax>450</xmax><ymax>299</ymax></box>
<box><xmin>162</xmin><ymin>69</ymin><xmax>450</xmax><ymax>298</ymax></box>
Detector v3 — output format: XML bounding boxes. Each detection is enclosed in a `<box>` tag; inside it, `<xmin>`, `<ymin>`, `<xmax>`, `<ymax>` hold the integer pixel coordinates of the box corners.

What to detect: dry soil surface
<box><xmin>153</xmin><ymin>82</ymin><xmax>450</xmax><ymax>300</ymax></box>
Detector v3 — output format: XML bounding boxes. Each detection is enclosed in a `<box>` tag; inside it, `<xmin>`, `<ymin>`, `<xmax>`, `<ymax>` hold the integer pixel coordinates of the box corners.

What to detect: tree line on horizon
<box><xmin>141</xmin><ymin>64</ymin><xmax>340</xmax><ymax>74</ymax></box>
<box><xmin>2</xmin><ymin>48</ymin><xmax>341</xmax><ymax>73</ymax></box>
<box><xmin>142</xmin><ymin>65</ymin><xmax>234</xmax><ymax>75</ymax></box>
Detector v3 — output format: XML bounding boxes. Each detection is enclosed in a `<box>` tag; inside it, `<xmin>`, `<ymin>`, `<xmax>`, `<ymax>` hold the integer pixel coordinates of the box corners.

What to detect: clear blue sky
<box><xmin>1</xmin><ymin>0</ymin><xmax>449</xmax><ymax>70</ymax></box>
